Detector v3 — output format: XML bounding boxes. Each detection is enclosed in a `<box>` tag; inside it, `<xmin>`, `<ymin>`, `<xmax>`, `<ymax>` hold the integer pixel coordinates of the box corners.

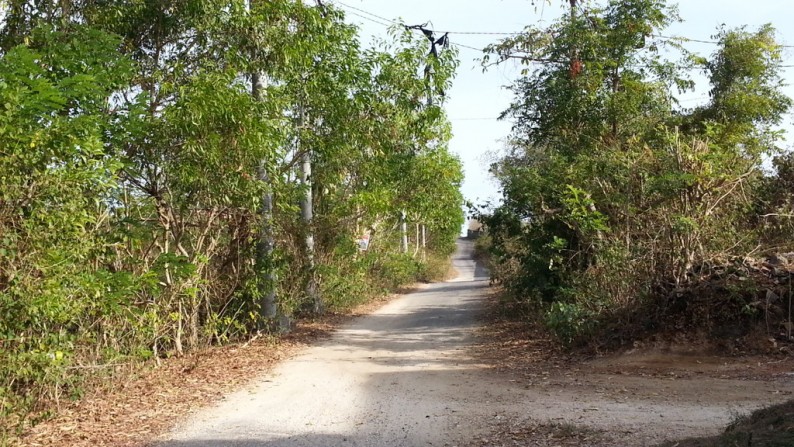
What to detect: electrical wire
<box><xmin>335</xmin><ymin>1</ymin><xmax>521</xmax><ymax>35</ymax></box>
<box><xmin>333</xmin><ymin>2</ymin><xmax>487</xmax><ymax>53</ymax></box>
<box><xmin>449</xmin><ymin>117</ymin><xmax>502</xmax><ymax>121</ymax></box>
<box><xmin>653</xmin><ymin>34</ymin><xmax>794</xmax><ymax>49</ymax></box>
<box><xmin>451</xmin><ymin>42</ymin><xmax>486</xmax><ymax>52</ymax></box>
<box><xmin>335</xmin><ymin>2</ymin><xmax>794</xmax><ymax>50</ymax></box>
<box><xmin>342</xmin><ymin>9</ymin><xmax>393</xmax><ymax>28</ymax></box>
<box><xmin>335</xmin><ymin>1</ymin><xmax>398</xmax><ymax>26</ymax></box>
<box><xmin>434</xmin><ymin>30</ymin><xmax>523</xmax><ymax>36</ymax></box>
<box><xmin>333</xmin><ymin>2</ymin><xmax>794</xmax><ymax>64</ymax></box>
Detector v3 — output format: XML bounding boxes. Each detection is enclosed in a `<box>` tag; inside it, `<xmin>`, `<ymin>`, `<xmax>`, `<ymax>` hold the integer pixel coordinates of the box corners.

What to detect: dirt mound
<box><xmin>672</xmin><ymin>254</ymin><xmax>793</xmax><ymax>338</ymax></box>
<box><xmin>659</xmin><ymin>399</ymin><xmax>794</xmax><ymax>447</ymax></box>
<box><xmin>610</xmin><ymin>253</ymin><xmax>794</xmax><ymax>356</ymax></box>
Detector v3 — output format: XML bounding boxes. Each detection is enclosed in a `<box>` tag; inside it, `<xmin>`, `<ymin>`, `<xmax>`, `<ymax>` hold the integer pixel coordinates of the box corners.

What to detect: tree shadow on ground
<box><xmin>158</xmin><ymin>433</ymin><xmax>401</xmax><ymax>447</ymax></box>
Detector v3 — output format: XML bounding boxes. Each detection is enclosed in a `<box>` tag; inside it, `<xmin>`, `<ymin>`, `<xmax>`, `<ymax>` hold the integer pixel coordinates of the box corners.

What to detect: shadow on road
<box><xmin>159</xmin><ymin>434</ymin><xmax>400</xmax><ymax>447</ymax></box>
<box><xmin>156</xmin><ymin>239</ymin><xmax>496</xmax><ymax>447</ymax></box>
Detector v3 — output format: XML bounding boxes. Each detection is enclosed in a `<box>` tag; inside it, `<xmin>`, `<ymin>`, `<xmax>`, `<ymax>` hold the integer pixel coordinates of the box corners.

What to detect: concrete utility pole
<box><xmin>247</xmin><ymin>0</ymin><xmax>278</xmax><ymax>329</ymax></box>
<box><xmin>421</xmin><ymin>224</ymin><xmax>427</xmax><ymax>262</ymax></box>
<box><xmin>400</xmin><ymin>210</ymin><xmax>408</xmax><ymax>254</ymax></box>
<box><xmin>254</xmin><ymin>148</ymin><xmax>277</xmax><ymax>323</ymax></box>
<box><xmin>298</xmin><ymin>102</ymin><xmax>321</xmax><ymax>314</ymax></box>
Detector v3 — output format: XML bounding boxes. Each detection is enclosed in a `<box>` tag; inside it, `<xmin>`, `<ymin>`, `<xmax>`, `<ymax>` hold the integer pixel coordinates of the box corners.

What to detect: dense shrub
<box><xmin>479</xmin><ymin>0</ymin><xmax>792</xmax><ymax>346</ymax></box>
<box><xmin>0</xmin><ymin>1</ymin><xmax>463</xmax><ymax>437</ymax></box>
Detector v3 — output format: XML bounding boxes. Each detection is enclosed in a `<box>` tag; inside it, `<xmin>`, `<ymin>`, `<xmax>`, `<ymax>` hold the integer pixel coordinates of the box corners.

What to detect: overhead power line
<box><xmin>335</xmin><ymin>1</ymin><xmax>521</xmax><ymax>36</ymax></box>
<box><xmin>343</xmin><ymin>9</ymin><xmax>392</xmax><ymax>28</ymax></box>
<box><xmin>333</xmin><ymin>2</ymin><xmax>486</xmax><ymax>53</ymax></box>
<box><xmin>451</xmin><ymin>42</ymin><xmax>486</xmax><ymax>52</ymax></box>
<box><xmin>334</xmin><ymin>2</ymin><xmax>794</xmax><ymax>51</ymax></box>
<box><xmin>653</xmin><ymin>33</ymin><xmax>794</xmax><ymax>49</ymax></box>
<box><xmin>333</xmin><ymin>2</ymin><xmax>794</xmax><ymax>66</ymax></box>
<box><xmin>335</xmin><ymin>1</ymin><xmax>398</xmax><ymax>26</ymax></box>
<box><xmin>434</xmin><ymin>30</ymin><xmax>522</xmax><ymax>36</ymax></box>
<box><xmin>449</xmin><ymin>117</ymin><xmax>502</xmax><ymax>121</ymax></box>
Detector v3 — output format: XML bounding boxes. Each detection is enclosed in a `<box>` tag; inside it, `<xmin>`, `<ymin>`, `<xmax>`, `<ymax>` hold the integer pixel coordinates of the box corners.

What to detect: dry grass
<box><xmin>14</xmin><ymin>290</ymin><xmax>408</xmax><ymax>447</ymax></box>
<box><xmin>468</xmin><ymin>418</ymin><xmax>610</xmax><ymax>447</ymax></box>
<box><xmin>658</xmin><ymin>399</ymin><xmax>794</xmax><ymax>447</ymax></box>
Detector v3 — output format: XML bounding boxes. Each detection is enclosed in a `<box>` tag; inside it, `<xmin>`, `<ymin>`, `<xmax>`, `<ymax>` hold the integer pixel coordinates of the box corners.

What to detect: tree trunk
<box><xmin>256</xmin><ymin>160</ymin><xmax>278</xmax><ymax>320</ymax></box>
<box><xmin>413</xmin><ymin>223</ymin><xmax>420</xmax><ymax>257</ymax></box>
<box><xmin>251</xmin><ymin>70</ymin><xmax>279</xmax><ymax>327</ymax></box>
<box><xmin>421</xmin><ymin>224</ymin><xmax>427</xmax><ymax>262</ymax></box>
<box><xmin>298</xmin><ymin>105</ymin><xmax>321</xmax><ymax>314</ymax></box>
<box><xmin>400</xmin><ymin>210</ymin><xmax>408</xmax><ymax>254</ymax></box>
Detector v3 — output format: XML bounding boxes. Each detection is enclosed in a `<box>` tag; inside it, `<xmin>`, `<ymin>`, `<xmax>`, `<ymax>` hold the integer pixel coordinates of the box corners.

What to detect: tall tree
<box><xmin>480</xmin><ymin>0</ymin><xmax>791</xmax><ymax>344</ymax></box>
<box><xmin>0</xmin><ymin>1</ymin><xmax>465</xmax><ymax>433</ymax></box>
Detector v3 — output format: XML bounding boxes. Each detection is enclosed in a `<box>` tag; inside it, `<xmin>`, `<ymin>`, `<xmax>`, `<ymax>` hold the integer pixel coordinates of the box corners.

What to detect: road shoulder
<box><xmin>464</xmin><ymin>293</ymin><xmax>794</xmax><ymax>446</ymax></box>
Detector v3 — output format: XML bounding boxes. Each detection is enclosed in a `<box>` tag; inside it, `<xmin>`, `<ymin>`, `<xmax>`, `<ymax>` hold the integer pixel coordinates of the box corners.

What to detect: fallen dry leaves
<box><xmin>470</xmin><ymin>417</ymin><xmax>612</xmax><ymax>447</ymax></box>
<box><xmin>464</xmin><ymin>291</ymin><xmax>794</xmax><ymax>447</ymax></box>
<box><xmin>20</xmin><ymin>332</ymin><xmax>300</xmax><ymax>447</ymax></box>
<box><xmin>15</xmin><ymin>292</ymin><xmax>402</xmax><ymax>447</ymax></box>
<box><xmin>470</xmin><ymin>293</ymin><xmax>572</xmax><ymax>375</ymax></box>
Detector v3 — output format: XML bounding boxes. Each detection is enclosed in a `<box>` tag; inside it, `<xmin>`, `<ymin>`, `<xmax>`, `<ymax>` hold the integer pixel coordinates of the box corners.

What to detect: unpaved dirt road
<box><xmin>160</xmin><ymin>240</ymin><xmax>491</xmax><ymax>446</ymax></box>
<box><xmin>159</xmin><ymin>239</ymin><xmax>794</xmax><ymax>447</ymax></box>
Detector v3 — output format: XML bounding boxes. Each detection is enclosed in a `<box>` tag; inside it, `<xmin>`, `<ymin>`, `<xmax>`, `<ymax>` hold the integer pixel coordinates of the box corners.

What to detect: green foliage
<box><xmin>545</xmin><ymin>301</ymin><xmax>597</xmax><ymax>346</ymax></box>
<box><xmin>0</xmin><ymin>0</ymin><xmax>463</xmax><ymax>436</ymax></box>
<box><xmin>480</xmin><ymin>0</ymin><xmax>792</xmax><ymax>345</ymax></box>
<box><xmin>0</xmin><ymin>23</ymin><xmax>138</xmax><ymax>432</ymax></box>
<box><xmin>416</xmin><ymin>253</ymin><xmax>452</xmax><ymax>283</ymax></box>
<box><xmin>370</xmin><ymin>252</ymin><xmax>422</xmax><ymax>292</ymax></box>
<box><xmin>318</xmin><ymin>247</ymin><xmax>447</xmax><ymax>313</ymax></box>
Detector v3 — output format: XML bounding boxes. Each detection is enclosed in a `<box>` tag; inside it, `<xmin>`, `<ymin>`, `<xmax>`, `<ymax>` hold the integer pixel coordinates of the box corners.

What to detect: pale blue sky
<box><xmin>333</xmin><ymin>0</ymin><xmax>794</xmax><ymax>207</ymax></box>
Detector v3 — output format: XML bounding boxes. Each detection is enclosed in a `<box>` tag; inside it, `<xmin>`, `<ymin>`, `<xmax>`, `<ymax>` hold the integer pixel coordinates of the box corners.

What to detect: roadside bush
<box><xmin>0</xmin><ymin>1</ymin><xmax>464</xmax><ymax>439</ymax></box>
<box><xmin>479</xmin><ymin>1</ymin><xmax>793</xmax><ymax>348</ymax></box>
<box><xmin>0</xmin><ymin>25</ymin><xmax>137</xmax><ymax>432</ymax></box>
<box><xmin>416</xmin><ymin>253</ymin><xmax>452</xmax><ymax>283</ymax></box>
<box><xmin>369</xmin><ymin>252</ymin><xmax>421</xmax><ymax>292</ymax></box>
<box><xmin>545</xmin><ymin>301</ymin><xmax>598</xmax><ymax>346</ymax></box>
<box><xmin>318</xmin><ymin>252</ymin><xmax>377</xmax><ymax>312</ymax></box>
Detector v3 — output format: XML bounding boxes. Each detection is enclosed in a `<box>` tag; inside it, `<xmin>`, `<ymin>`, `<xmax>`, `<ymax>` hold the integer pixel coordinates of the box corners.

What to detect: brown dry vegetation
<box><xmin>15</xmin><ymin>294</ymin><xmax>400</xmax><ymax>447</ymax></box>
<box><xmin>467</xmin><ymin>292</ymin><xmax>794</xmax><ymax>447</ymax></box>
<box><xmin>658</xmin><ymin>400</ymin><xmax>794</xmax><ymax>447</ymax></box>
